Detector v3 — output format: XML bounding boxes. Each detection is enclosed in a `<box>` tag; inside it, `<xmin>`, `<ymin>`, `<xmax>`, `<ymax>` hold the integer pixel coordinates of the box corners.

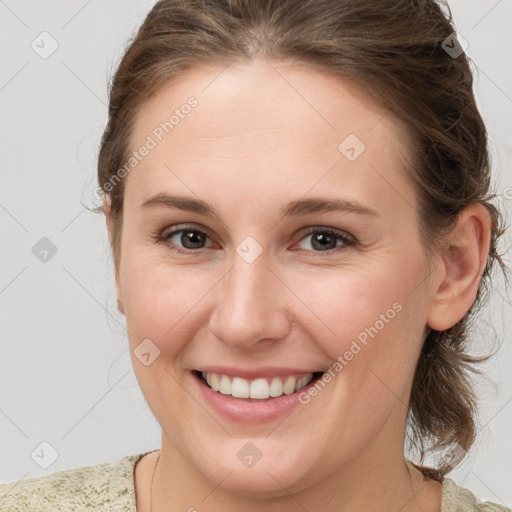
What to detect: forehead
<box><xmin>125</xmin><ymin>58</ymin><xmax>416</xmax><ymax>218</ymax></box>
<box><xmin>132</xmin><ymin>58</ymin><xmax>404</xmax><ymax>145</ymax></box>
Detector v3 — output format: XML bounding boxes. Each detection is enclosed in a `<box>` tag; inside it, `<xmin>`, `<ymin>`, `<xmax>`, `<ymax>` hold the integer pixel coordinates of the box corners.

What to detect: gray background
<box><xmin>1</xmin><ymin>0</ymin><xmax>511</xmax><ymax>505</ymax></box>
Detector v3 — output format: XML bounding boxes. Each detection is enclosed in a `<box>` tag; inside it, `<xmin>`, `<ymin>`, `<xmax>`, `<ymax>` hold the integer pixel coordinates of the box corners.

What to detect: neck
<box><xmin>149</xmin><ymin>435</ymin><xmax>442</xmax><ymax>512</ymax></box>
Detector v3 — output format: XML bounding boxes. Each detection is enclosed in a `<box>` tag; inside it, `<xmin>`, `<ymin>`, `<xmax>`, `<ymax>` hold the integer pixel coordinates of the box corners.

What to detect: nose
<box><xmin>208</xmin><ymin>252</ymin><xmax>291</xmax><ymax>351</ymax></box>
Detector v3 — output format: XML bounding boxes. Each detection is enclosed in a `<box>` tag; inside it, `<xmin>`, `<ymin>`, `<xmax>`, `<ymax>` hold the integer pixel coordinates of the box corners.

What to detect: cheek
<box><xmin>285</xmin><ymin>262</ymin><xmax>410</xmax><ymax>352</ymax></box>
<box><xmin>120</xmin><ymin>250</ymin><xmax>213</xmax><ymax>354</ymax></box>
<box><xmin>288</xmin><ymin>256</ymin><xmax>427</xmax><ymax>394</ymax></box>
<box><xmin>120</xmin><ymin>253</ymin><xmax>214</xmax><ymax>421</ymax></box>
<box><xmin>288</xmin><ymin>265</ymin><xmax>426</xmax><ymax>445</ymax></box>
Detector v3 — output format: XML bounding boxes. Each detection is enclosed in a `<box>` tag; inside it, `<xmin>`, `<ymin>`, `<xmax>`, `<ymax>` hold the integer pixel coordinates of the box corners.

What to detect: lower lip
<box><xmin>192</xmin><ymin>371</ymin><xmax>321</xmax><ymax>423</ymax></box>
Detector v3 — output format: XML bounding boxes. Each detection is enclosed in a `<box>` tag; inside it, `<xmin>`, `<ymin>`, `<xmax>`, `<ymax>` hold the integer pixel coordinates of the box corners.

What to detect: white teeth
<box><xmin>282</xmin><ymin>377</ymin><xmax>296</xmax><ymax>395</ymax></box>
<box><xmin>200</xmin><ymin>372</ymin><xmax>314</xmax><ymax>399</ymax></box>
<box><xmin>250</xmin><ymin>378</ymin><xmax>270</xmax><ymax>399</ymax></box>
<box><xmin>269</xmin><ymin>377</ymin><xmax>283</xmax><ymax>397</ymax></box>
<box><xmin>295</xmin><ymin>376</ymin><xmax>310</xmax><ymax>391</ymax></box>
<box><xmin>231</xmin><ymin>377</ymin><xmax>250</xmax><ymax>398</ymax></box>
<box><xmin>210</xmin><ymin>373</ymin><xmax>220</xmax><ymax>392</ymax></box>
<box><xmin>219</xmin><ymin>375</ymin><xmax>231</xmax><ymax>395</ymax></box>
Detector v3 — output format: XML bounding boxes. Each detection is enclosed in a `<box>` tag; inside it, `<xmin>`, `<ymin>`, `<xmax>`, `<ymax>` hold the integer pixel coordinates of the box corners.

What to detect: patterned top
<box><xmin>1</xmin><ymin>451</ymin><xmax>510</xmax><ymax>511</ymax></box>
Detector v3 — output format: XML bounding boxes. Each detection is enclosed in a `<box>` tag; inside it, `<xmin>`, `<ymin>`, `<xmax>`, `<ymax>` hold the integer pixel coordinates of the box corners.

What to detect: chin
<box><xmin>192</xmin><ymin>438</ymin><xmax>320</xmax><ymax>498</ymax></box>
<box><xmin>205</xmin><ymin>466</ymin><xmax>309</xmax><ymax>498</ymax></box>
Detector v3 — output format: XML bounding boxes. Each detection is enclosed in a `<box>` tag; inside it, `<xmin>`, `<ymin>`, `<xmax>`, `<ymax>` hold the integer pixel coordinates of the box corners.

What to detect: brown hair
<box><xmin>95</xmin><ymin>0</ymin><xmax>505</xmax><ymax>474</ymax></box>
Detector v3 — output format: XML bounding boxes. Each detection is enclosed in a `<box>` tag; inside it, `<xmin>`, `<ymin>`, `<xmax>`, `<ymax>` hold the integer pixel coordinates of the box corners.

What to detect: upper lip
<box><xmin>193</xmin><ymin>367</ymin><xmax>322</xmax><ymax>379</ymax></box>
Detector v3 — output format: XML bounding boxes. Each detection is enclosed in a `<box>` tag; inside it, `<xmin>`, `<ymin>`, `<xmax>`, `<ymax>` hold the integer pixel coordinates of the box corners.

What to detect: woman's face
<box><xmin>111</xmin><ymin>59</ymin><xmax>441</xmax><ymax>495</ymax></box>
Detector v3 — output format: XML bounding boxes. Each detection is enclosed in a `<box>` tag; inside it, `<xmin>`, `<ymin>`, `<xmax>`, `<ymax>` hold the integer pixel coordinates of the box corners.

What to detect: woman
<box><xmin>1</xmin><ymin>0</ymin><xmax>510</xmax><ymax>510</ymax></box>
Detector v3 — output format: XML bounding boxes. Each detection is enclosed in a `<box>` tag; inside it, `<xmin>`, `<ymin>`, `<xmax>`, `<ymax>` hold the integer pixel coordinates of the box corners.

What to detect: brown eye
<box><xmin>309</xmin><ymin>231</ymin><xmax>338</xmax><ymax>251</ymax></box>
<box><xmin>161</xmin><ymin>226</ymin><xmax>214</xmax><ymax>253</ymax></box>
<box><xmin>177</xmin><ymin>229</ymin><xmax>208</xmax><ymax>250</ymax></box>
<box><xmin>295</xmin><ymin>227</ymin><xmax>354</xmax><ymax>253</ymax></box>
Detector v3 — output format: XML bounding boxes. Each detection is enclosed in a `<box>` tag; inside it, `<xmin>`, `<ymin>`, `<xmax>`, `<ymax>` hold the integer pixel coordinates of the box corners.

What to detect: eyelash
<box><xmin>155</xmin><ymin>224</ymin><xmax>356</xmax><ymax>256</ymax></box>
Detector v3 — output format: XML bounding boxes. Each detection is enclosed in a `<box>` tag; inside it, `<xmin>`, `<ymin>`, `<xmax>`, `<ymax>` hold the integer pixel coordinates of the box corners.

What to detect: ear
<box><xmin>427</xmin><ymin>203</ymin><xmax>491</xmax><ymax>331</ymax></box>
<box><xmin>103</xmin><ymin>197</ymin><xmax>125</xmax><ymax>315</ymax></box>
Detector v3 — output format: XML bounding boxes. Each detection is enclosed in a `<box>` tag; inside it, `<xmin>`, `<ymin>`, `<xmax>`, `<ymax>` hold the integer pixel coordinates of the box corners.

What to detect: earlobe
<box><xmin>427</xmin><ymin>203</ymin><xmax>491</xmax><ymax>331</ymax></box>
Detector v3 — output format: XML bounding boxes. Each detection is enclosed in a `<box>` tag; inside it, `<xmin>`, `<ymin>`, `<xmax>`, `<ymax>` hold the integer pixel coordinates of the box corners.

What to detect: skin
<box><xmin>104</xmin><ymin>58</ymin><xmax>490</xmax><ymax>512</ymax></box>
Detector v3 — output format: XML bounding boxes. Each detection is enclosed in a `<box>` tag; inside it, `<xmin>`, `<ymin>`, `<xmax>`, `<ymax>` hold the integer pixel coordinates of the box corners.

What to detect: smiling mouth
<box><xmin>193</xmin><ymin>370</ymin><xmax>324</xmax><ymax>400</ymax></box>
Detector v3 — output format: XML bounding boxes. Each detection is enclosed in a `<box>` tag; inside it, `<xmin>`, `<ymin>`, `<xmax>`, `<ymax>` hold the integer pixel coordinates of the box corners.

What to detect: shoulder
<box><xmin>0</xmin><ymin>452</ymin><xmax>148</xmax><ymax>512</ymax></box>
<box><xmin>442</xmin><ymin>478</ymin><xmax>512</xmax><ymax>512</ymax></box>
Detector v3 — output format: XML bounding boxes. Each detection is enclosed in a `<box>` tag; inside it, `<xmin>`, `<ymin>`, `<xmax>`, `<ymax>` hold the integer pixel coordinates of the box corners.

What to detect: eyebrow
<box><xmin>141</xmin><ymin>194</ymin><xmax>219</xmax><ymax>218</ymax></box>
<box><xmin>282</xmin><ymin>198</ymin><xmax>378</xmax><ymax>217</ymax></box>
<box><xmin>140</xmin><ymin>194</ymin><xmax>379</xmax><ymax>218</ymax></box>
